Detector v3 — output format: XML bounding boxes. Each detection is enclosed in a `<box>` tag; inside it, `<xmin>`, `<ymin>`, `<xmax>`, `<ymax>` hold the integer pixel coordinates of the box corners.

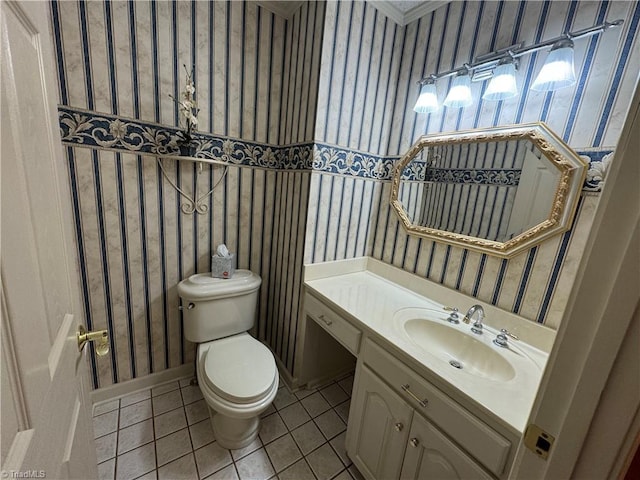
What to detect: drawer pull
<box><xmin>401</xmin><ymin>384</ymin><xmax>428</xmax><ymax>408</ymax></box>
<box><xmin>409</xmin><ymin>438</ymin><xmax>420</xmax><ymax>448</ymax></box>
<box><xmin>318</xmin><ymin>314</ymin><xmax>333</xmax><ymax>326</ymax></box>
<box><xmin>394</xmin><ymin>422</ymin><xmax>404</xmax><ymax>432</ymax></box>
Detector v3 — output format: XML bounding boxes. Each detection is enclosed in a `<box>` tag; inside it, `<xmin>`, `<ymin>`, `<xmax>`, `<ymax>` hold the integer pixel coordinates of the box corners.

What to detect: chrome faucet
<box><xmin>464</xmin><ymin>304</ymin><xmax>485</xmax><ymax>334</ymax></box>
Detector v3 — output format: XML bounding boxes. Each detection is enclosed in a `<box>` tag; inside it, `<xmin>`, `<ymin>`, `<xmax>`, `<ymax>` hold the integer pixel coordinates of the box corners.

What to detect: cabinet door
<box><xmin>347</xmin><ymin>365</ymin><xmax>413</xmax><ymax>480</ymax></box>
<box><xmin>400</xmin><ymin>414</ymin><xmax>493</xmax><ymax>480</ymax></box>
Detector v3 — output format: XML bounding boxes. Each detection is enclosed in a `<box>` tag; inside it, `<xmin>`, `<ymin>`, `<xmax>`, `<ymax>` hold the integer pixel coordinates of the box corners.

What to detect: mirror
<box><xmin>391</xmin><ymin>123</ymin><xmax>588</xmax><ymax>258</ymax></box>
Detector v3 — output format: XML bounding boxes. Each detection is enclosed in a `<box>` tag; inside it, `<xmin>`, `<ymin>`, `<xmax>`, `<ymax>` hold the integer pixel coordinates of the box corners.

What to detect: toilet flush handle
<box><xmin>178</xmin><ymin>302</ymin><xmax>195</xmax><ymax>311</ymax></box>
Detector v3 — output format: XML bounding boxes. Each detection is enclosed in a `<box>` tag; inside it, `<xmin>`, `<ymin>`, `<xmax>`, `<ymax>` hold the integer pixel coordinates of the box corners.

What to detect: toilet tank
<box><xmin>177</xmin><ymin>271</ymin><xmax>262</xmax><ymax>343</ymax></box>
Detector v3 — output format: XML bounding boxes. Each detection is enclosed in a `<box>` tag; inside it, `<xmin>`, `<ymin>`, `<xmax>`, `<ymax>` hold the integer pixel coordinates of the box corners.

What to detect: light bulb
<box><xmin>531</xmin><ymin>39</ymin><xmax>576</xmax><ymax>92</ymax></box>
<box><xmin>483</xmin><ymin>60</ymin><xmax>518</xmax><ymax>101</ymax></box>
<box><xmin>413</xmin><ymin>81</ymin><xmax>439</xmax><ymax>113</ymax></box>
<box><xmin>443</xmin><ymin>71</ymin><xmax>472</xmax><ymax>108</ymax></box>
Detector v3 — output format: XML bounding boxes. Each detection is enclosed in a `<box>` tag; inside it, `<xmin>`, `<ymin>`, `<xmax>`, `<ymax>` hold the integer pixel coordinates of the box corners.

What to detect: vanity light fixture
<box><xmin>443</xmin><ymin>69</ymin><xmax>473</xmax><ymax>108</ymax></box>
<box><xmin>413</xmin><ymin>18</ymin><xmax>623</xmax><ymax>112</ymax></box>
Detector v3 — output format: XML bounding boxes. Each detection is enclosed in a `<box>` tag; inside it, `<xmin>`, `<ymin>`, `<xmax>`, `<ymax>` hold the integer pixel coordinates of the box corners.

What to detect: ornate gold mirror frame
<box><xmin>390</xmin><ymin>123</ymin><xmax>588</xmax><ymax>258</ymax></box>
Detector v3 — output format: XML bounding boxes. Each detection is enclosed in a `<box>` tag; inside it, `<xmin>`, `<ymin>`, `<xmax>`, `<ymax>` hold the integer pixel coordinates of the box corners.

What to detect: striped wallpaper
<box><xmin>51</xmin><ymin>0</ymin><xmax>322</xmax><ymax>388</ymax></box>
<box><xmin>306</xmin><ymin>0</ymin><xmax>639</xmax><ymax>330</ymax></box>
<box><xmin>66</xmin><ymin>148</ymin><xmax>292</xmax><ymax>387</ymax></box>
<box><xmin>50</xmin><ymin>0</ymin><xmax>638</xmax><ymax>389</ymax></box>
<box><xmin>54</xmin><ymin>0</ymin><xmax>324</xmax><ymax>143</ymax></box>
<box><xmin>314</xmin><ymin>0</ymin><xmax>404</xmax><ymax>156</ymax></box>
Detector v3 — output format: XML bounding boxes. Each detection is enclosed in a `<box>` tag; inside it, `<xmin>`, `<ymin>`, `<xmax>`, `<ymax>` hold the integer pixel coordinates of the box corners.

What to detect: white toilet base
<box><xmin>208</xmin><ymin>406</ymin><xmax>260</xmax><ymax>449</ymax></box>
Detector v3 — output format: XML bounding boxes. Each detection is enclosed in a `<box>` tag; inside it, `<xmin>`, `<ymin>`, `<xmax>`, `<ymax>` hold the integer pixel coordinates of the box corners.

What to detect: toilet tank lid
<box><xmin>178</xmin><ymin>270</ymin><xmax>261</xmax><ymax>300</ymax></box>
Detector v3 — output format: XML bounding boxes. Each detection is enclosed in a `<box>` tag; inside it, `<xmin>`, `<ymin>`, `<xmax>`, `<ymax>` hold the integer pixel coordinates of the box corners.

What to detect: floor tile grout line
<box><xmin>149</xmin><ymin>389</ymin><xmax>159</xmax><ymax>478</ymax></box>
<box><xmin>179</xmin><ymin>385</ymin><xmax>201</xmax><ymax>480</ymax></box>
<box><xmin>261</xmin><ymin>436</ymin><xmax>279</xmax><ymax>479</ymax></box>
<box><xmin>330</xmin><ymin>467</ymin><xmax>350</xmax><ymax>480</ymax></box>
<box><xmin>113</xmin><ymin>405</ymin><xmax>120</xmax><ymax>479</ymax></box>
<box><xmin>303</xmin><ymin>455</ymin><xmax>321</xmax><ymax>480</ymax></box>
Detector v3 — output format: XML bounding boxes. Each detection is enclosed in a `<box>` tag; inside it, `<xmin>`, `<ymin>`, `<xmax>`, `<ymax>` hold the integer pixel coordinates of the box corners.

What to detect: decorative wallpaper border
<box><xmin>578</xmin><ymin>149</ymin><xmax>614</xmax><ymax>193</ymax></box>
<box><xmin>397</xmin><ymin>161</ymin><xmax>522</xmax><ymax>186</ymax></box>
<box><xmin>58</xmin><ymin>106</ymin><xmax>313</xmax><ymax>170</ymax></box>
<box><xmin>429</xmin><ymin>168</ymin><xmax>521</xmax><ymax>186</ymax></box>
<box><xmin>58</xmin><ymin>107</ymin><xmax>613</xmax><ymax>190</ymax></box>
<box><xmin>312</xmin><ymin>142</ymin><xmax>612</xmax><ymax>191</ymax></box>
<box><xmin>312</xmin><ymin>142</ymin><xmax>400</xmax><ymax>180</ymax></box>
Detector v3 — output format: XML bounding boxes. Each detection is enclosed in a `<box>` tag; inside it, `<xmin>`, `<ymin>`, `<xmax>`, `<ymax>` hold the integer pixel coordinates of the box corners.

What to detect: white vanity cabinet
<box><xmin>400</xmin><ymin>412</ymin><xmax>493</xmax><ymax>480</ymax></box>
<box><xmin>346</xmin><ymin>339</ymin><xmax>511</xmax><ymax>480</ymax></box>
<box><xmin>300</xmin><ymin>260</ymin><xmax>545</xmax><ymax>480</ymax></box>
<box><xmin>346</xmin><ymin>364</ymin><xmax>413</xmax><ymax>479</ymax></box>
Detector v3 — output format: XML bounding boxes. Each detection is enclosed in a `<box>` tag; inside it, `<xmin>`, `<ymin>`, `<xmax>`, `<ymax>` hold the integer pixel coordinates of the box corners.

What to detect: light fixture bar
<box><xmin>416</xmin><ymin>19</ymin><xmax>624</xmax><ymax>86</ymax></box>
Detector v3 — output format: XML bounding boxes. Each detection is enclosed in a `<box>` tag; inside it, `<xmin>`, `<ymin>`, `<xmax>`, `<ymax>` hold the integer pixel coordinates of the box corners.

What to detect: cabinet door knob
<box><xmin>394</xmin><ymin>422</ymin><xmax>404</xmax><ymax>432</ymax></box>
<box><xmin>409</xmin><ymin>438</ymin><xmax>420</xmax><ymax>447</ymax></box>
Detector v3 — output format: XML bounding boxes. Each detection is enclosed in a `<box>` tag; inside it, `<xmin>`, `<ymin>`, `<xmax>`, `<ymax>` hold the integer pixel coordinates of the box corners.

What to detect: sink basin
<box><xmin>403</xmin><ymin>318</ymin><xmax>516</xmax><ymax>382</ymax></box>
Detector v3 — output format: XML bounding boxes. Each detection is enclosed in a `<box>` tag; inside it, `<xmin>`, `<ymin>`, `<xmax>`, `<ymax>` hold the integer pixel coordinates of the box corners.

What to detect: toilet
<box><xmin>177</xmin><ymin>270</ymin><xmax>278</xmax><ymax>449</ymax></box>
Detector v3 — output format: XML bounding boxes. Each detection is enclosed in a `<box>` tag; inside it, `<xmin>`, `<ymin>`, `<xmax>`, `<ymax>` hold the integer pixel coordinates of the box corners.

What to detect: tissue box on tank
<box><xmin>211</xmin><ymin>253</ymin><xmax>236</xmax><ymax>279</ymax></box>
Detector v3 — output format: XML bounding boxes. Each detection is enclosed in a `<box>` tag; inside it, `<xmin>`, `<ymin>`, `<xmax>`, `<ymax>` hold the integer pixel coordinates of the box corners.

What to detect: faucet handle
<box><xmin>493</xmin><ymin>332</ymin><xmax>509</xmax><ymax>348</ymax></box>
<box><xmin>500</xmin><ymin>328</ymin><xmax>519</xmax><ymax>340</ymax></box>
<box><xmin>445</xmin><ymin>307</ymin><xmax>460</xmax><ymax>324</ymax></box>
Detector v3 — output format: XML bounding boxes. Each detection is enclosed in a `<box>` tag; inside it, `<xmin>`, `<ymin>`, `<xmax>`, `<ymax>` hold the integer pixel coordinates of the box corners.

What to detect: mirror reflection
<box><xmin>391</xmin><ymin>123</ymin><xmax>588</xmax><ymax>258</ymax></box>
<box><xmin>397</xmin><ymin>139</ymin><xmax>560</xmax><ymax>243</ymax></box>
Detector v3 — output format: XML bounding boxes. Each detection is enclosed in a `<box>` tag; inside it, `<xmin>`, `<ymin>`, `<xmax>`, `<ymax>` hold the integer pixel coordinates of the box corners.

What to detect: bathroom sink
<box><xmin>402</xmin><ymin>318</ymin><xmax>516</xmax><ymax>382</ymax></box>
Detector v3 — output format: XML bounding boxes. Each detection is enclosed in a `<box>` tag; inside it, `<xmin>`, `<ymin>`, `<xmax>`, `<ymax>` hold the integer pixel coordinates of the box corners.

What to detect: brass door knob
<box><xmin>77</xmin><ymin>325</ymin><xmax>109</xmax><ymax>357</ymax></box>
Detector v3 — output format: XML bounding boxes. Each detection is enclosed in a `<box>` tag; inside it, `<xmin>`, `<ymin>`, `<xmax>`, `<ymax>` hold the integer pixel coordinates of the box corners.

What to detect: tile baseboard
<box><xmin>91</xmin><ymin>364</ymin><xmax>194</xmax><ymax>406</ymax></box>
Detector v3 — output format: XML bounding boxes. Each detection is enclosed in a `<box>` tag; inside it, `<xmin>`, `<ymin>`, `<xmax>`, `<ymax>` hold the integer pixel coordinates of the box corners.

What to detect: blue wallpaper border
<box><xmin>312</xmin><ymin>142</ymin><xmax>400</xmax><ymax>179</ymax></box>
<box><xmin>429</xmin><ymin>168</ymin><xmax>521</xmax><ymax>186</ymax></box>
<box><xmin>58</xmin><ymin>107</ymin><xmax>613</xmax><ymax>190</ymax></box>
<box><xmin>58</xmin><ymin>106</ymin><xmax>313</xmax><ymax>170</ymax></box>
<box><xmin>577</xmin><ymin>149</ymin><xmax>614</xmax><ymax>193</ymax></box>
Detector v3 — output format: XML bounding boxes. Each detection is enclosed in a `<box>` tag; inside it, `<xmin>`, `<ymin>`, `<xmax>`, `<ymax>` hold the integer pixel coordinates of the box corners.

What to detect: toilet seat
<box><xmin>201</xmin><ymin>333</ymin><xmax>277</xmax><ymax>404</ymax></box>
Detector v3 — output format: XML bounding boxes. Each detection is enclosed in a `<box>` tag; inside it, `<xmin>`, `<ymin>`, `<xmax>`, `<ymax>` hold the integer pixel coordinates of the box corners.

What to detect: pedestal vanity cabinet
<box><xmin>297</xmin><ymin>258</ymin><xmax>553</xmax><ymax>480</ymax></box>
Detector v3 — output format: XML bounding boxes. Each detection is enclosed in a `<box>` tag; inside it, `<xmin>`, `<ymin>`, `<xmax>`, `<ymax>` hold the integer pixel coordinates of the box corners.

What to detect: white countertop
<box><xmin>304</xmin><ymin>257</ymin><xmax>552</xmax><ymax>435</ymax></box>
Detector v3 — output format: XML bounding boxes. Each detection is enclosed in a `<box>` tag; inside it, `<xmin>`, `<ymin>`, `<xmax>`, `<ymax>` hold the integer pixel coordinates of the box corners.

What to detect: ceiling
<box><xmin>253</xmin><ymin>1</ymin><xmax>304</xmax><ymax>20</ymax></box>
<box><xmin>370</xmin><ymin>1</ymin><xmax>450</xmax><ymax>25</ymax></box>
<box><xmin>255</xmin><ymin>1</ymin><xmax>449</xmax><ymax>25</ymax></box>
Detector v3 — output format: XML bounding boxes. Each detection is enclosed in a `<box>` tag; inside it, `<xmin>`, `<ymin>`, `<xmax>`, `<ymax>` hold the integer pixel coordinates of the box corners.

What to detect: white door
<box><xmin>1</xmin><ymin>1</ymin><xmax>98</xmax><ymax>479</ymax></box>
<box><xmin>506</xmin><ymin>149</ymin><xmax>558</xmax><ymax>238</ymax></box>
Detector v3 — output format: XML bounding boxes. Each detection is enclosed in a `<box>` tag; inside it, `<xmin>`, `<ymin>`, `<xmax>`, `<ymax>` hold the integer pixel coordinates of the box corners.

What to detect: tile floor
<box><xmin>92</xmin><ymin>374</ymin><xmax>364</xmax><ymax>480</ymax></box>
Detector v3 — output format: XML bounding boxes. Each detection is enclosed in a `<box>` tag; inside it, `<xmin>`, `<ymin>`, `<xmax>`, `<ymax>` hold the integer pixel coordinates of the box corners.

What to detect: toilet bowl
<box><xmin>196</xmin><ymin>333</ymin><xmax>278</xmax><ymax>448</ymax></box>
<box><xmin>177</xmin><ymin>271</ymin><xmax>278</xmax><ymax>449</ymax></box>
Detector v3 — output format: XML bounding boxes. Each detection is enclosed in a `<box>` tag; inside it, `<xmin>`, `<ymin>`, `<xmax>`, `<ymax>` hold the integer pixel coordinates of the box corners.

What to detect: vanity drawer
<box><xmin>305</xmin><ymin>294</ymin><xmax>362</xmax><ymax>355</ymax></box>
<box><xmin>362</xmin><ymin>339</ymin><xmax>511</xmax><ymax>477</ymax></box>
